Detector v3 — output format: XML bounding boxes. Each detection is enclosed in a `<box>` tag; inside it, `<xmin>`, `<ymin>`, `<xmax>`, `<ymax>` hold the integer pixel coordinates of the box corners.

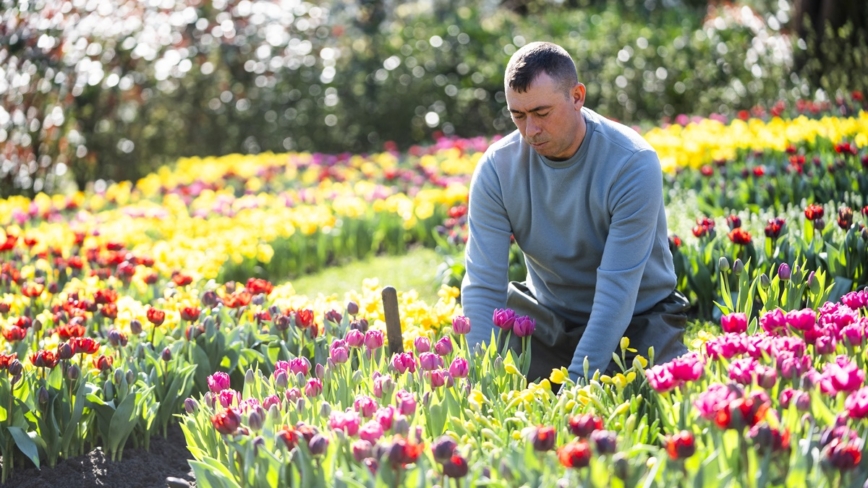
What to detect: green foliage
<box><xmin>0</xmin><ymin>0</ymin><xmax>822</xmax><ymax>197</ymax></box>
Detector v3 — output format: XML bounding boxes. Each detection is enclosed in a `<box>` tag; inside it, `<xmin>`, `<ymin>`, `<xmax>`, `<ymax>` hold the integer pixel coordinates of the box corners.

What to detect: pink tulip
<box><xmin>359</xmin><ymin>420</ymin><xmax>384</xmax><ymax>443</ymax></box>
<box><xmin>329</xmin><ymin>410</ymin><xmax>360</xmax><ymax>437</ymax></box>
<box><xmin>452</xmin><ymin>315</ymin><xmax>471</xmax><ymax>335</ymax></box>
<box><xmin>786</xmin><ymin>308</ymin><xmax>816</xmax><ymax>332</ymax></box>
<box><xmin>721</xmin><ymin>313</ymin><xmax>748</xmax><ymax>334</ymax></box>
<box><xmin>414</xmin><ymin>336</ymin><xmax>431</xmax><ymax>353</ymax></box>
<box><xmin>492</xmin><ymin>308</ymin><xmax>516</xmax><ymax>331</ymax></box>
<box><xmin>262</xmin><ymin>394</ymin><xmax>281</xmax><ymax>411</ymax></box>
<box><xmin>289</xmin><ymin>357</ymin><xmax>311</xmax><ymax>376</ymax></box>
<box><xmin>364</xmin><ymin>330</ymin><xmax>384</xmax><ymax>350</ymax></box>
<box><xmin>841</xmin><ymin>290</ymin><xmax>868</xmax><ymax>310</ymax></box>
<box><xmin>704</xmin><ymin>333</ymin><xmax>746</xmax><ymax>360</ymax></box>
<box><xmin>760</xmin><ymin>309</ymin><xmax>788</xmax><ymax>336</ymax></box>
<box><xmin>728</xmin><ymin>358</ymin><xmax>758</xmax><ymax>385</ymax></box>
<box><xmin>449</xmin><ymin>357</ymin><xmax>469</xmax><ymax>379</ymax></box>
<box><xmin>218</xmin><ymin>389</ymin><xmax>240</xmax><ymax>408</ymax></box>
<box><xmin>513</xmin><ymin>315</ymin><xmax>536</xmax><ymax>337</ymax></box>
<box><xmin>354</xmin><ymin>395</ymin><xmax>378</xmax><ymax>418</ymax></box>
<box><xmin>841</xmin><ymin>323</ymin><xmax>866</xmax><ymax>346</ymax></box>
<box><xmin>305</xmin><ymin>378</ymin><xmax>323</xmax><ymax>397</ymax></box>
<box><xmin>376</xmin><ymin>405</ymin><xmax>397</xmax><ymax>431</ymax></box>
<box><xmin>395</xmin><ymin>389</ymin><xmax>417</xmax><ymax>416</ymax></box>
<box><xmin>693</xmin><ymin>383</ymin><xmax>743</xmax><ymax>420</ymax></box>
<box><xmin>434</xmin><ymin>336</ymin><xmax>453</xmax><ymax>356</ymax></box>
<box><xmin>845</xmin><ymin>387</ymin><xmax>868</xmax><ymax>420</ymax></box>
<box><xmin>345</xmin><ymin>329</ymin><xmax>365</xmax><ymax>348</ymax></box>
<box><xmin>419</xmin><ymin>352</ymin><xmax>443</xmax><ymax>371</ymax></box>
<box><xmin>208</xmin><ymin>372</ymin><xmax>231</xmax><ymax>393</ymax></box>
<box><xmin>391</xmin><ymin>352</ymin><xmax>417</xmax><ymax>374</ymax></box>
<box><xmin>428</xmin><ymin>369</ymin><xmax>452</xmax><ymax>388</ymax></box>
<box><xmin>668</xmin><ymin>352</ymin><xmax>703</xmax><ymax>382</ymax></box>
<box><xmin>331</xmin><ymin>345</ymin><xmax>349</xmax><ymax>364</ymax></box>
<box><xmin>820</xmin><ymin>356</ymin><xmax>865</xmax><ymax>395</ymax></box>
<box><xmin>645</xmin><ymin>364</ymin><xmax>678</xmax><ymax>393</ymax></box>
<box><xmin>815</xmin><ymin>335</ymin><xmax>837</xmax><ymax>355</ymax></box>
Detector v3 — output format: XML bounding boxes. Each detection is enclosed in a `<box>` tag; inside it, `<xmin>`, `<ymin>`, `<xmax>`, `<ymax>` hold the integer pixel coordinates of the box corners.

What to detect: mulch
<box><xmin>1</xmin><ymin>423</ymin><xmax>195</xmax><ymax>488</ymax></box>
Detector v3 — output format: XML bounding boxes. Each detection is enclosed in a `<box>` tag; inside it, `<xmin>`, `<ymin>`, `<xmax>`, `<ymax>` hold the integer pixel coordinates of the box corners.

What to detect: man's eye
<box><xmin>512</xmin><ymin>114</ymin><xmax>525</xmax><ymax>120</ymax></box>
<box><xmin>537</xmin><ymin>112</ymin><xmax>549</xmax><ymax>117</ymax></box>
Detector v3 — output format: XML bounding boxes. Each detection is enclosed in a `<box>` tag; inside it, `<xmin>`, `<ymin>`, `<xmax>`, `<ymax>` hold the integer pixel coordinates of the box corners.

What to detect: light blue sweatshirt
<box><xmin>461</xmin><ymin>107</ymin><xmax>676</xmax><ymax>380</ymax></box>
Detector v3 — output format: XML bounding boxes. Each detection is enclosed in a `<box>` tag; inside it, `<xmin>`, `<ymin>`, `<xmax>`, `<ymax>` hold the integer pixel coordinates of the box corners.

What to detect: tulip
<box><xmin>386</xmin><ymin>436</ymin><xmax>423</xmax><ymax>468</ymax></box>
<box><xmin>352</xmin><ymin>440</ymin><xmax>373</xmax><ymax>462</ymax></box>
<box><xmin>347</xmin><ymin>301</ymin><xmax>359</xmax><ymax>315</ymax></box>
<box><xmin>184</xmin><ymin>398</ymin><xmax>199</xmax><ymax>414</ymax></box>
<box><xmin>218</xmin><ymin>389</ymin><xmax>239</xmax><ymax>408</ymax></box>
<box><xmin>364</xmin><ymin>330</ymin><xmax>384</xmax><ymax>350</ymax></box>
<box><xmin>451</xmin><ymin>315</ymin><xmax>471</xmax><ymax>335</ymax></box>
<box><xmin>161</xmin><ymin>347</ymin><xmax>172</xmax><ymax>362</ymax></box>
<box><xmin>821</xmin><ymin>438</ymin><xmax>863</xmax><ymax>471</ymax></box>
<box><xmin>211</xmin><ymin>408</ymin><xmax>241</xmax><ymax>435</ymax></box>
<box><xmin>777</xmin><ymin>263</ymin><xmax>791</xmax><ymax>281</ymax></box>
<box><xmin>146</xmin><ymin>307</ymin><xmax>166</xmax><ymax>326</ymax></box>
<box><xmin>721</xmin><ymin>313</ymin><xmax>748</xmax><ymax>334</ymax></box>
<box><xmin>434</xmin><ymin>336</ymin><xmax>453</xmax><ymax>356</ymax></box>
<box><xmin>531</xmin><ymin>425</ymin><xmax>556</xmax><ymax>451</ymax></box>
<box><xmin>414</xmin><ymin>336</ymin><xmax>431</xmax><ymax>353</ymax></box>
<box><xmin>305</xmin><ymin>378</ymin><xmax>323</xmax><ymax>398</ymax></box>
<box><xmin>590</xmin><ymin>430</ymin><xmax>617</xmax><ymax>454</ymax></box>
<box><xmin>665</xmin><ymin>431</ymin><xmax>696</xmax><ymax>460</ymax></box>
<box><xmin>208</xmin><ymin>372</ymin><xmax>231</xmax><ymax>393</ymax></box>
<box><xmin>278</xmin><ymin>426</ymin><xmax>299</xmax><ymax>450</ymax></box>
<box><xmin>557</xmin><ymin>440</ymin><xmax>591</xmax><ymax>468</ymax></box>
<box><xmin>513</xmin><ymin>315</ymin><xmax>536</xmax><ymax>337</ymax></box>
<box><xmin>568</xmin><ymin>413</ymin><xmax>604</xmax><ymax>438</ymax></box>
<box><xmin>448</xmin><ymin>357</ymin><xmax>469</xmax><ymax>379</ymax></box>
<box><xmin>419</xmin><ymin>352</ymin><xmax>443</xmax><ymax>371</ymax></box>
<box><xmin>354</xmin><ymin>395</ymin><xmax>378</xmax><ymax>418</ymax></box>
<box><xmin>391</xmin><ymin>352</ymin><xmax>417</xmax><ymax>374</ymax></box>
<box><xmin>330</xmin><ymin>345</ymin><xmax>349</xmax><ymax>364</ymax></box>
<box><xmin>431</xmin><ymin>435</ymin><xmax>458</xmax><ymax>463</ymax></box>
<box><xmin>492</xmin><ymin>308</ymin><xmax>516</xmax><ymax>331</ymax></box>
<box><xmin>645</xmin><ymin>364</ymin><xmax>677</xmax><ymax>393</ymax></box>
<box><xmin>345</xmin><ymin>329</ymin><xmax>365</xmax><ymax>348</ymax></box>
<box><xmin>395</xmin><ymin>390</ymin><xmax>417</xmax><ymax>416</ymax></box>
<box><xmin>845</xmin><ymin>387</ymin><xmax>868</xmax><ymax>419</ymax></box>
<box><xmin>442</xmin><ymin>453</ymin><xmax>469</xmax><ymax>478</ymax></box>
<box><xmin>359</xmin><ymin>420</ymin><xmax>384</xmax><ymax>443</ymax></box>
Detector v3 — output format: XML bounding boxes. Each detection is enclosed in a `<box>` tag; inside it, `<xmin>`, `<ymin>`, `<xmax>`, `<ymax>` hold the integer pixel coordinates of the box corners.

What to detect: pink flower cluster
<box><xmin>644</xmin><ymin>352</ymin><xmax>704</xmax><ymax>393</ymax></box>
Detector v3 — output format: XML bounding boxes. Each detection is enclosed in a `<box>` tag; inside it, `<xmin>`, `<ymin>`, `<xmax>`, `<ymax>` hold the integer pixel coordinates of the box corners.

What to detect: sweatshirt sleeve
<box><xmin>568</xmin><ymin>150</ymin><xmax>664</xmax><ymax>380</ymax></box>
<box><xmin>461</xmin><ymin>156</ymin><xmax>513</xmax><ymax>350</ymax></box>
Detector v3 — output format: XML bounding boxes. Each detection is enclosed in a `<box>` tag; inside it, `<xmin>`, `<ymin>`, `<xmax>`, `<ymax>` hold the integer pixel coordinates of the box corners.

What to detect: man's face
<box><xmin>506</xmin><ymin>72</ymin><xmax>586</xmax><ymax>161</ymax></box>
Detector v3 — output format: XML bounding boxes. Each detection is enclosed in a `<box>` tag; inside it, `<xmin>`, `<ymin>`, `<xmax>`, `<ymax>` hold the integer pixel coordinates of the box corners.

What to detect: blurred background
<box><xmin>1</xmin><ymin>0</ymin><xmax>865</xmax><ymax>198</ymax></box>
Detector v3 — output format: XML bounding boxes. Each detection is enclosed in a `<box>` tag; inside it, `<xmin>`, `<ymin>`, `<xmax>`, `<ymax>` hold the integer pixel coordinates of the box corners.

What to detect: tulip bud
<box><xmin>57</xmin><ymin>342</ymin><xmax>73</xmax><ymax>360</ymax></box>
<box><xmin>320</xmin><ymin>401</ymin><xmax>332</xmax><ymax>418</ymax></box>
<box><xmin>252</xmin><ymin>293</ymin><xmax>266</xmax><ymax>306</ymax></box>
<box><xmin>393</xmin><ymin>415</ymin><xmax>410</xmax><ymax>436</ymax></box>
<box><xmin>813</xmin><ymin>218</ymin><xmax>825</xmax><ymax>231</ymax></box>
<box><xmin>531</xmin><ymin>426</ymin><xmax>556</xmax><ymax>451</ymax></box>
<box><xmin>275</xmin><ymin>314</ymin><xmax>290</xmax><ymax>331</ymax></box>
<box><xmin>33</xmin><ymin>319</ymin><xmax>42</xmax><ymax>332</ymax></box>
<box><xmin>308</xmin><ymin>434</ymin><xmax>329</xmax><ymax>456</ymax></box>
<box><xmin>185</xmin><ymin>397</ymin><xmax>199</xmax><ymax>414</ymax></box>
<box><xmin>315</xmin><ymin>363</ymin><xmax>325</xmax><ymax>379</ymax></box>
<box><xmin>201</xmin><ymin>290</ymin><xmax>220</xmax><ymax>308</ymax></box>
<box><xmin>126</xmin><ymin>370</ymin><xmax>135</xmax><ymax>385</ymax></box>
<box><xmin>791</xmin><ymin>264</ymin><xmax>803</xmax><ymax>283</ymax></box>
<box><xmin>718</xmin><ymin>257</ymin><xmax>730</xmax><ymax>272</ymax></box>
<box><xmin>274</xmin><ymin>371</ymin><xmax>288</xmax><ymax>390</ymax></box>
<box><xmin>103</xmin><ymin>380</ymin><xmax>114</xmax><ymax>399</ymax></box>
<box><xmin>268</xmin><ymin>305</ymin><xmax>280</xmax><ymax>316</ymax></box>
<box><xmin>432</xmin><ymin>435</ymin><xmax>458</xmax><ymax>463</ymax></box>
<box><xmin>268</xmin><ymin>403</ymin><xmax>281</xmax><ymax>422</ymax></box>
<box><xmin>114</xmin><ymin>368</ymin><xmax>124</xmax><ymax>385</ymax></box>
<box><xmin>8</xmin><ymin>359</ymin><xmax>23</xmax><ymax>377</ymax></box>
<box><xmin>161</xmin><ymin>347</ymin><xmax>172</xmax><ymax>362</ymax></box>
<box><xmin>732</xmin><ymin>259</ymin><xmax>744</xmax><ymax>275</ymax></box>
<box><xmin>38</xmin><ymin>386</ymin><xmax>50</xmax><ymax>405</ymax></box>
<box><xmin>67</xmin><ymin>363</ymin><xmax>80</xmax><ymax>381</ymax></box>
<box><xmin>613</xmin><ymin>453</ymin><xmax>630</xmax><ymax>480</ymax></box>
<box><xmin>807</xmin><ymin>272</ymin><xmax>820</xmax><ymax>294</ymax></box>
<box><xmin>245</xmin><ymin>368</ymin><xmax>255</xmax><ymax>385</ymax></box>
<box><xmin>247</xmin><ymin>410</ymin><xmax>263</xmax><ymax>431</ymax></box>
<box><xmin>759</xmin><ymin>273</ymin><xmax>771</xmax><ymax>289</ymax></box>
<box><xmin>252</xmin><ymin>435</ymin><xmax>265</xmax><ymax>456</ymax></box>
<box><xmin>347</xmin><ymin>301</ymin><xmax>359</xmax><ymax>315</ymax></box>
<box><xmin>352</xmin><ymin>369</ymin><xmax>364</xmax><ymax>385</ymax></box>
<box><xmin>352</xmin><ymin>440</ymin><xmax>373</xmax><ymax>462</ymax></box>
<box><xmin>130</xmin><ymin>319</ymin><xmax>142</xmax><ymax>335</ymax></box>
<box><xmin>777</xmin><ymin>263</ymin><xmax>791</xmax><ymax>281</ymax></box>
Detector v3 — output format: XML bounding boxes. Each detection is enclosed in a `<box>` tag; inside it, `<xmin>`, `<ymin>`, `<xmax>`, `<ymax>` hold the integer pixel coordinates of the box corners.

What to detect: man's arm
<box><xmin>461</xmin><ymin>159</ymin><xmax>513</xmax><ymax>350</ymax></box>
<box><xmin>568</xmin><ymin>150</ymin><xmax>667</xmax><ymax>380</ymax></box>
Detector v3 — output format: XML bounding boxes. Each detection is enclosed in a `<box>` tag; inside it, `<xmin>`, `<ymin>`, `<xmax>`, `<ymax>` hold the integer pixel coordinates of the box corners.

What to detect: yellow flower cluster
<box><xmin>646</xmin><ymin>112</ymin><xmax>868</xmax><ymax>172</ymax></box>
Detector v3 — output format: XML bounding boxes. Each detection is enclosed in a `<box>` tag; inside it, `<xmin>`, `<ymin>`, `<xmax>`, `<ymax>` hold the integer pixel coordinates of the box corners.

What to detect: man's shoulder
<box><xmin>584</xmin><ymin>108</ymin><xmax>654</xmax><ymax>155</ymax></box>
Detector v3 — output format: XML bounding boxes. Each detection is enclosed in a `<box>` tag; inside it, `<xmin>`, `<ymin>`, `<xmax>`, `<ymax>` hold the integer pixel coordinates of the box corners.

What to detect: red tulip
<box><xmin>665</xmin><ymin>430</ymin><xmax>696</xmax><ymax>460</ymax></box>
<box><xmin>212</xmin><ymin>408</ymin><xmax>242</xmax><ymax>436</ymax></box>
<box><xmin>804</xmin><ymin>203</ymin><xmax>824</xmax><ymax>221</ymax></box>
<box><xmin>180</xmin><ymin>306</ymin><xmax>201</xmax><ymax>322</ymax></box>
<box><xmin>245</xmin><ymin>277</ymin><xmax>274</xmax><ymax>296</ymax></box>
<box><xmin>146</xmin><ymin>308</ymin><xmax>166</xmax><ymax>326</ymax></box>
<box><xmin>568</xmin><ymin>414</ymin><xmax>604</xmax><ymax>438</ymax></box>
<box><xmin>2</xmin><ymin>327</ymin><xmax>27</xmax><ymax>342</ymax></box>
<box><xmin>171</xmin><ymin>272</ymin><xmax>194</xmax><ymax>287</ymax></box>
<box><xmin>727</xmin><ymin>228</ymin><xmax>752</xmax><ymax>245</ymax></box>
<box><xmin>557</xmin><ymin>440</ymin><xmax>592</xmax><ymax>468</ymax></box>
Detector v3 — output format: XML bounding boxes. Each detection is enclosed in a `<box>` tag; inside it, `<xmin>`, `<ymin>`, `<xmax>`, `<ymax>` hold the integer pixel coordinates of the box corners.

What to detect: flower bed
<box><xmin>1</xmin><ymin>109</ymin><xmax>867</xmax><ymax>486</ymax></box>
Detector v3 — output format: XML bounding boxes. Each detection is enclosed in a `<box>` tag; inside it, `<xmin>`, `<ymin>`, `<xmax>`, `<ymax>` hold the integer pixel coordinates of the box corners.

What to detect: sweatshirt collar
<box><xmin>539</xmin><ymin>108</ymin><xmax>596</xmax><ymax>169</ymax></box>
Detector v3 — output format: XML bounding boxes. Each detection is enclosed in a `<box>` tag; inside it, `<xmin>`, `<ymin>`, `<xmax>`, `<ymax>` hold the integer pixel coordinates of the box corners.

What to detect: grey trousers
<box><xmin>504</xmin><ymin>281</ymin><xmax>690</xmax><ymax>382</ymax></box>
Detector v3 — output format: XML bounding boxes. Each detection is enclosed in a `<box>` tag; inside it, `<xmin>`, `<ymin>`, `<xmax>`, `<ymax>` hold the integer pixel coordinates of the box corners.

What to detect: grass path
<box><xmin>286</xmin><ymin>246</ymin><xmax>449</xmax><ymax>304</ymax></box>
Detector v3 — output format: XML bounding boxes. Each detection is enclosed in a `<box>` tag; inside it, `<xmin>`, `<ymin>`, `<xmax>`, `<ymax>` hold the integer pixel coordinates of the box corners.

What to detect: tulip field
<box><xmin>2</xmin><ymin>98</ymin><xmax>868</xmax><ymax>487</ymax></box>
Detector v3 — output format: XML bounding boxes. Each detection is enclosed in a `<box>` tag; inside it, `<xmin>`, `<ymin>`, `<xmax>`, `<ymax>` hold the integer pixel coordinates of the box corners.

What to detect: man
<box><xmin>461</xmin><ymin>41</ymin><xmax>688</xmax><ymax>383</ymax></box>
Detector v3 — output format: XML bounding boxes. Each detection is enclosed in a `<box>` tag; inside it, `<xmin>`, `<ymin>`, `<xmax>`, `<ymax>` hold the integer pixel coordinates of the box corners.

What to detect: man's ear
<box><xmin>572</xmin><ymin>83</ymin><xmax>586</xmax><ymax>110</ymax></box>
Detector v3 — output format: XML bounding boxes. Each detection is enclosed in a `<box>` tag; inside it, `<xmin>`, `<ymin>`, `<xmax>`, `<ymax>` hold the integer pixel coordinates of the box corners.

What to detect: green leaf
<box><xmin>8</xmin><ymin>426</ymin><xmax>40</xmax><ymax>468</ymax></box>
<box><xmin>108</xmin><ymin>390</ymin><xmax>140</xmax><ymax>456</ymax></box>
<box><xmin>189</xmin><ymin>460</ymin><xmax>242</xmax><ymax>488</ymax></box>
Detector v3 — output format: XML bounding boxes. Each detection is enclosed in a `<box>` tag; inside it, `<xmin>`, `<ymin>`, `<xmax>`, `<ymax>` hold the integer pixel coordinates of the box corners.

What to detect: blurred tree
<box><xmin>791</xmin><ymin>0</ymin><xmax>867</xmax><ymax>94</ymax></box>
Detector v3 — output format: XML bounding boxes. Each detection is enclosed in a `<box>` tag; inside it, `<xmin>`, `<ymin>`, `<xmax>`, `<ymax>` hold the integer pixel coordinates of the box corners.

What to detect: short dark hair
<box><xmin>505</xmin><ymin>42</ymin><xmax>578</xmax><ymax>95</ymax></box>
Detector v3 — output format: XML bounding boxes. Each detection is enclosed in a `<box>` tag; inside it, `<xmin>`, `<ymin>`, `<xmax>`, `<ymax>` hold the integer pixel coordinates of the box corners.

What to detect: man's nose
<box><xmin>526</xmin><ymin>117</ymin><xmax>542</xmax><ymax>136</ymax></box>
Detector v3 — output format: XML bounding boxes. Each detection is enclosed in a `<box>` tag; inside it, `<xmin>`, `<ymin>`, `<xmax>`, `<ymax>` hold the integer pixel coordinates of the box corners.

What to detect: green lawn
<box><xmin>286</xmin><ymin>246</ymin><xmax>450</xmax><ymax>304</ymax></box>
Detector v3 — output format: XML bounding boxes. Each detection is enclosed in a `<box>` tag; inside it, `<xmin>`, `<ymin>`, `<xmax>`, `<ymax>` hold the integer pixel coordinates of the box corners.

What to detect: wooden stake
<box><xmin>382</xmin><ymin>286</ymin><xmax>404</xmax><ymax>355</ymax></box>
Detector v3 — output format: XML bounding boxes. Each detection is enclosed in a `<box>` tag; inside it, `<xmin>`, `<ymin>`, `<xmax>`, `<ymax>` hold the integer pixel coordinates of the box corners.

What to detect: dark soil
<box><xmin>1</xmin><ymin>424</ymin><xmax>195</xmax><ymax>488</ymax></box>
